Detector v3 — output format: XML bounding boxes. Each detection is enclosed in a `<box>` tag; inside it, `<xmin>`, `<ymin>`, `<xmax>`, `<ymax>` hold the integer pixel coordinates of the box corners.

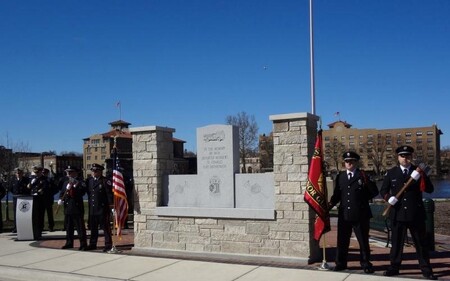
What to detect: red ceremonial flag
<box><xmin>304</xmin><ymin>130</ymin><xmax>330</xmax><ymax>241</ymax></box>
<box><xmin>113</xmin><ymin>151</ymin><xmax>128</xmax><ymax>239</ymax></box>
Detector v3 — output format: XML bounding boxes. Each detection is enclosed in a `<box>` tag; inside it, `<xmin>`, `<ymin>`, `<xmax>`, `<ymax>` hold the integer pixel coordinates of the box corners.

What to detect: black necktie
<box><xmin>348</xmin><ymin>172</ymin><xmax>353</xmax><ymax>180</ymax></box>
<box><xmin>403</xmin><ymin>169</ymin><xmax>408</xmax><ymax>177</ymax></box>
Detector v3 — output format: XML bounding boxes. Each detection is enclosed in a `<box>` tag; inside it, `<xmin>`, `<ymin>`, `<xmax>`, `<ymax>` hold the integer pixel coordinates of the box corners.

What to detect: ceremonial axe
<box><xmin>382</xmin><ymin>162</ymin><xmax>431</xmax><ymax>217</ymax></box>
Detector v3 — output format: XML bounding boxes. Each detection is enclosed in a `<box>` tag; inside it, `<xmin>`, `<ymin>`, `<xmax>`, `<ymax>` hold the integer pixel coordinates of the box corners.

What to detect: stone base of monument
<box><xmin>130</xmin><ymin>247</ymin><xmax>310</xmax><ymax>267</ymax></box>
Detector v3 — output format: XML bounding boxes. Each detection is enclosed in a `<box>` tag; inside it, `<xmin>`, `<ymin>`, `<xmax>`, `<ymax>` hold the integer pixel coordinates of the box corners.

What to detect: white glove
<box><xmin>411</xmin><ymin>170</ymin><xmax>421</xmax><ymax>181</ymax></box>
<box><xmin>57</xmin><ymin>199</ymin><xmax>63</xmax><ymax>206</ymax></box>
<box><xmin>111</xmin><ymin>209</ymin><xmax>116</xmax><ymax>215</ymax></box>
<box><xmin>31</xmin><ymin>178</ymin><xmax>37</xmax><ymax>184</ymax></box>
<box><xmin>66</xmin><ymin>183</ymin><xmax>71</xmax><ymax>190</ymax></box>
<box><xmin>388</xmin><ymin>196</ymin><xmax>398</xmax><ymax>206</ymax></box>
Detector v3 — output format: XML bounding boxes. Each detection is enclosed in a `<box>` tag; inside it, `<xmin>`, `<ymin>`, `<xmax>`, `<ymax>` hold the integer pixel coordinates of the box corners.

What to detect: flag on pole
<box><xmin>112</xmin><ymin>147</ymin><xmax>128</xmax><ymax>239</ymax></box>
<box><xmin>304</xmin><ymin>130</ymin><xmax>330</xmax><ymax>241</ymax></box>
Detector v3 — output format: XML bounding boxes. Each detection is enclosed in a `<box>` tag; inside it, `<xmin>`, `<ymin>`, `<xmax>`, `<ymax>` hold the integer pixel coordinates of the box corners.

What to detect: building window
<box><xmin>406</xmin><ymin>139</ymin><xmax>412</xmax><ymax>144</ymax></box>
<box><xmin>349</xmin><ymin>135</ymin><xmax>354</xmax><ymax>139</ymax></box>
<box><xmin>427</xmin><ymin>131</ymin><xmax>433</xmax><ymax>136</ymax></box>
<box><xmin>416</xmin><ymin>131</ymin><xmax>423</xmax><ymax>136</ymax></box>
<box><xmin>405</xmin><ymin>132</ymin><xmax>412</xmax><ymax>137</ymax></box>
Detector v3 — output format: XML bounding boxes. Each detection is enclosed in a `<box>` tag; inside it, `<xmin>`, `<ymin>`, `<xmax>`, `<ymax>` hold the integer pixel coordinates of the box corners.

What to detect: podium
<box><xmin>15</xmin><ymin>196</ymin><xmax>36</xmax><ymax>240</ymax></box>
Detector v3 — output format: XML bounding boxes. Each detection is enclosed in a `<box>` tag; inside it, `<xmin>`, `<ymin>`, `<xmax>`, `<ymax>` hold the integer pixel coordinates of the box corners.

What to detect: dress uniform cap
<box><xmin>90</xmin><ymin>163</ymin><xmax>104</xmax><ymax>171</ymax></box>
<box><xmin>395</xmin><ymin>145</ymin><xmax>414</xmax><ymax>155</ymax></box>
<box><xmin>343</xmin><ymin>151</ymin><xmax>360</xmax><ymax>161</ymax></box>
<box><xmin>33</xmin><ymin>166</ymin><xmax>43</xmax><ymax>172</ymax></box>
<box><xmin>65</xmin><ymin>166</ymin><xmax>78</xmax><ymax>172</ymax></box>
<box><xmin>14</xmin><ymin>167</ymin><xmax>23</xmax><ymax>172</ymax></box>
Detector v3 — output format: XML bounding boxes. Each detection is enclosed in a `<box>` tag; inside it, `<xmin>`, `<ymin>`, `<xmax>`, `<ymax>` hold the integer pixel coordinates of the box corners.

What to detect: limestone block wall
<box><xmin>130</xmin><ymin>113</ymin><xmax>320</xmax><ymax>265</ymax></box>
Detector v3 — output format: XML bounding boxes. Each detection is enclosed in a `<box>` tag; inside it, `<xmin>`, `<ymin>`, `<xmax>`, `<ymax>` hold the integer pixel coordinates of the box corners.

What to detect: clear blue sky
<box><xmin>1</xmin><ymin>0</ymin><xmax>449</xmax><ymax>154</ymax></box>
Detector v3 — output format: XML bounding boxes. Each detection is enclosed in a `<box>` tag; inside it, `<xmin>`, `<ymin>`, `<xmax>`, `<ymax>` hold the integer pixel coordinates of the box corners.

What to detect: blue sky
<box><xmin>1</xmin><ymin>0</ymin><xmax>449</xmax><ymax>154</ymax></box>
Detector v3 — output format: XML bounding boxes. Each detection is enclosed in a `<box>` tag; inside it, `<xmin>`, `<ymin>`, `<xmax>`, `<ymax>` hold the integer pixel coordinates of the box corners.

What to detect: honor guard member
<box><xmin>11</xmin><ymin>168</ymin><xmax>30</xmax><ymax>233</ymax></box>
<box><xmin>42</xmin><ymin>168</ymin><xmax>58</xmax><ymax>232</ymax></box>
<box><xmin>329</xmin><ymin>151</ymin><xmax>379</xmax><ymax>274</ymax></box>
<box><xmin>58</xmin><ymin>166</ymin><xmax>87</xmax><ymax>250</ymax></box>
<box><xmin>86</xmin><ymin>163</ymin><xmax>113</xmax><ymax>252</ymax></box>
<box><xmin>380</xmin><ymin>146</ymin><xmax>436</xmax><ymax>280</ymax></box>
<box><xmin>0</xmin><ymin>181</ymin><xmax>5</xmax><ymax>233</ymax></box>
<box><xmin>29</xmin><ymin>166</ymin><xmax>48</xmax><ymax>239</ymax></box>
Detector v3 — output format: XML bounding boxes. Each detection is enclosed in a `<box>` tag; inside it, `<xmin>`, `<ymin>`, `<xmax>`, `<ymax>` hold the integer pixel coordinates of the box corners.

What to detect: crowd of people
<box><xmin>0</xmin><ymin>145</ymin><xmax>439</xmax><ymax>279</ymax></box>
<box><xmin>1</xmin><ymin>163</ymin><xmax>132</xmax><ymax>253</ymax></box>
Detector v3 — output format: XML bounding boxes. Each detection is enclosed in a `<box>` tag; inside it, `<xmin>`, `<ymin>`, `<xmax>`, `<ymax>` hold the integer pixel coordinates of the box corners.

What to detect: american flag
<box><xmin>113</xmin><ymin>150</ymin><xmax>128</xmax><ymax>239</ymax></box>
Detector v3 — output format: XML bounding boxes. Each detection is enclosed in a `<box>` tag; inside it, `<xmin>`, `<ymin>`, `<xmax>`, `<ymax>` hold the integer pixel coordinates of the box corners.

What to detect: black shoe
<box><xmin>86</xmin><ymin>245</ymin><xmax>97</xmax><ymax>251</ymax></box>
<box><xmin>61</xmin><ymin>244</ymin><xmax>73</xmax><ymax>249</ymax></box>
<box><xmin>79</xmin><ymin>245</ymin><xmax>87</xmax><ymax>251</ymax></box>
<box><xmin>333</xmin><ymin>265</ymin><xmax>347</xmax><ymax>271</ymax></box>
<box><xmin>12</xmin><ymin>229</ymin><xmax>17</xmax><ymax>233</ymax></box>
<box><xmin>49</xmin><ymin>228</ymin><xmax>54</xmax><ymax>232</ymax></box>
<box><xmin>422</xmin><ymin>272</ymin><xmax>437</xmax><ymax>280</ymax></box>
<box><xmin>364</xmin><ymin>266</ymin><xmax>374</xmax><ymax>274</ymax></box>
<box><xmin>103</xmin><ymin>247</ymin><xmax>112</xmax><ymax>252</ymax></box>
<box><xmin>384</xmin><ymin>269</ymin><xmax>399</xmax><ymax>276</ymax></box>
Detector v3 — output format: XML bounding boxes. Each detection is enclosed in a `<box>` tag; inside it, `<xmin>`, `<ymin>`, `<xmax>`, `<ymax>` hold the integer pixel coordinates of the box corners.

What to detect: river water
<box><xmin>424</xmin><ymin>178</ymin><xmax>450</xmax><ymax>199</ymax></box>
<box><xmin>373</xmin><ymin>178</ymin><xmax>450</xmax><ymax>199</ymax></box>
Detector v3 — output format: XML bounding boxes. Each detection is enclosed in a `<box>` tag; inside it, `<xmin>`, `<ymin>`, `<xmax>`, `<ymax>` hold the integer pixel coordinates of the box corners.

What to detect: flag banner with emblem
<box><xmin>304</xmin><ymin>129</ymin><xmax>330</xmax><ymax>241</ymax></box>
<box><xmin>112</xmin><ymin>148</ymin><xmax>128</xmax><ymax>239</ymax></box>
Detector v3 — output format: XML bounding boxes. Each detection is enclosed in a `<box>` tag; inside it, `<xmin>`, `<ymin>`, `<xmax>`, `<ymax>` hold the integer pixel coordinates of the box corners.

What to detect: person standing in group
<box><xmin>58</xmin><ymin>166</ymin><xmax>87</xmax><ymax>250</ymax></box>
<box><xmin>29</xmin><ymin>166</ymin><xmax>48</xmax><ymax>239</ymax></box>
<box><xmin>380</xmin><ymin>145</ymin><xmax>437</xmax><ymax>280</ymax></box>
<box><xmin>0</xmin><ymin>181</ymin><xmax>5</xmax><ymax>233</ymax></box>
<box><xmin>10</xmin><ymin>168</ymin><xmax>30</xmax><ymax>233</ymax></box>
<box><xmin>86</xmin><ymin>163</ymin><xmax>113</xmax><ymax>252</ymax></box>
<box><xmin>42</xmin><ymin>168</ymin><xmax>58</xmax><ymax>232</ymax></box>
<box><xmin>328</xmin><ymin>151</ymin><xmax>379</xmax><ymax>274</ymax></box>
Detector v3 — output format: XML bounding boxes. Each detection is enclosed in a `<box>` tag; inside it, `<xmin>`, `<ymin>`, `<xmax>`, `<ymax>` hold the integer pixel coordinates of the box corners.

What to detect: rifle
<box><xmin>382</xmin><ymin>163</ymin><xmax>431</xmax><ymax>217</ymax></box>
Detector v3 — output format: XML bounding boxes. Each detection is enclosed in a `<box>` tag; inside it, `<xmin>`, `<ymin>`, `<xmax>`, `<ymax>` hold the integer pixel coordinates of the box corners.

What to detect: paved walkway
<box><xmin>0</xmin><ymin>219</ymin><xmax>448</xmax><ymax>281</ymax></box>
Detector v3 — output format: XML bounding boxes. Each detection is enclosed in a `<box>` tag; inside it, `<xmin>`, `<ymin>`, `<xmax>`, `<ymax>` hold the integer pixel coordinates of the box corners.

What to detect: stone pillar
<box><xmin>129</xmin><ymin>126</ymin><xmax>174</xmax><ymax>248</ymax></box>
<box><xmin>269</xmin><ymin>112</ymin><xmax>321</xmax><ymax>262</ymax></box>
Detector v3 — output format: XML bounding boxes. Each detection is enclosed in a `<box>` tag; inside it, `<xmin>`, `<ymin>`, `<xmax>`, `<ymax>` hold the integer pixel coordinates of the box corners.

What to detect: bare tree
<box><xmin>225</xmin><ymin>111</ymin><xmax>259</xmax><ymax>173</ymax></box>
<box><xmin>324</xmin><ymin>139</ymin><xmax>346</xmax><ymax>173</ymax></box>
<box><xmin>440</xmin><ymin>146</ymin><xmax>450</xmax><ymax>175</ymax></box>
<box><xmin>364</xmin><ymin>135</ymin><xmax>388</xmax><ymax>177</ymax></box>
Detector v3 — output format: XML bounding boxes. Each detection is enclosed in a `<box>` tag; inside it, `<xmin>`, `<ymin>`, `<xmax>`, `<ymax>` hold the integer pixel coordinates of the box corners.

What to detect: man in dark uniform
<box><xmin>86</xmin><ymin>163</ymin><xmax>113</xmax><ymax>252</ymax></box>
<box><xmin>57</xmin><ymin>166</ymin><xmax>87</xmax><ymax>250</ymax></box>
<box><xmin>29</xmin><ymin>166</ymin><xmax>48</xmax><ymax>239</ymax></box>
<box><xmin>0</xmin><ymin>181</ymin><xmax>5</xmax><ymax>233</ymax></box>
<box><xmin>11</xmin><ymin>168</ymin><xmax>30</xmax><ymax>233</ymax></box>
<box><xmin>329</xmin><ymin>151</ymin><xmax>379</xmax><ymax>274</ymax></box>
<box><xmin>42</xmin><ymin>168</ymin><xmax>58</xmax><ymax>232</ymax></box>
<box><xmin>380</xmin><ymin>145</ymin><xmax>436</xmax><ymax>280</ymax></box>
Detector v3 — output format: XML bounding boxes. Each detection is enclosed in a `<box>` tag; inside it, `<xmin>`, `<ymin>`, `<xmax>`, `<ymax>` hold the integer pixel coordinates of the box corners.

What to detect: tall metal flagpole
<box><xmin>310</xmin><ymin>0</ymin><xmax>329</xmax><ymax>270</ymax></box>
<box><xmin>310</xmin><ymin>0</ymin><xmax>316</xmax><ymax>115</ymax></box>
